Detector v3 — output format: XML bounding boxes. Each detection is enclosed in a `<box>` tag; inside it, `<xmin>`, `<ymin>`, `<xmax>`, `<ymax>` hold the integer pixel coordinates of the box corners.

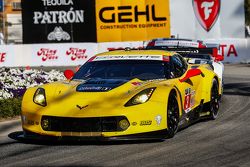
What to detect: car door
<box><xmin>170</xmin><ymin>54</ymin><xmax>202</xmax><ymax>114</ymax></box>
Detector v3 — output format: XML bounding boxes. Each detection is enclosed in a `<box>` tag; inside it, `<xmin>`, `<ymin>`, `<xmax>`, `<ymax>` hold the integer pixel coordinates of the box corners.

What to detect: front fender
<box><xmin>22</xmin><ymin>81</ymin><xmax>77</xmax><ymax>114</ymax></box>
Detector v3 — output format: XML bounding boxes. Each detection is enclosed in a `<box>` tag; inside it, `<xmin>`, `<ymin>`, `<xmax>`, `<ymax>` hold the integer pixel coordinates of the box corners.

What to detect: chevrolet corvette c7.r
<box><xmin>21</xmin><ymin>50</ymin><xmax>221</xmax><ymax>140</ymax></box>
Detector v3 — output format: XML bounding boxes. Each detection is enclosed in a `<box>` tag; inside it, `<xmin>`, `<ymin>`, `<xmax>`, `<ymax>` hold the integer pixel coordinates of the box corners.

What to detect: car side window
<box><xmin>170</xmin><ymin>55</ymin><xmax>186</xmax><ymax>78</ymax></box>
<box><xmin>176</xmin><ymin>54</ymin><xmax>188</xmax><ymax>72</ymax></box>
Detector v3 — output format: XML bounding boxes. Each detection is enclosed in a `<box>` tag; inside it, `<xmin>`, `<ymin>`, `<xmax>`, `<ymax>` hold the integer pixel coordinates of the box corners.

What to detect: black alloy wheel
<box><xmin>167</xmin><ymin>93</ymin><xmax>179</xmax><ymax>138</ymax></box>
<box><xmin>209</xmin><ymin>79</ymin><xmax>220</xmax><ymax>120</ymax></box>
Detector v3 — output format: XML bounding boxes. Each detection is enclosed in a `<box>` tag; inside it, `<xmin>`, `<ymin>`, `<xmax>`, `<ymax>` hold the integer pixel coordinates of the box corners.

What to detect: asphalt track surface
<box><xmin>0</xmin><ymin>64</ymin><xmax>250</xmax><ymax>167</ymax></box>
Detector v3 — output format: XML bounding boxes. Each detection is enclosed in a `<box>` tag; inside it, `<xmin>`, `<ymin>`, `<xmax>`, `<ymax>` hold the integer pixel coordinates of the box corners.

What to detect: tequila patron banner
<box><xmin>21</xmin><ymin>0</ymin><xmax>170</xmax><ymax>43</ymax></box>
<box><xmin>22</xmin><ymin>0</ymin><xmax>97</xmax><ymax>43</ymax></box>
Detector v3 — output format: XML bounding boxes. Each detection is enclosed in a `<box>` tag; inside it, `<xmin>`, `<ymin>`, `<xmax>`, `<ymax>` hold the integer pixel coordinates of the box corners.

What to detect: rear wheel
<box><xmin>167</xmin><ymin>93</ymin><xmax>179</xmax><ymax>138</ymax></box>
<box><xmin>209</xmin><ymin>79</ymin><xmax>220</xmax><ymax>120</ymax></box>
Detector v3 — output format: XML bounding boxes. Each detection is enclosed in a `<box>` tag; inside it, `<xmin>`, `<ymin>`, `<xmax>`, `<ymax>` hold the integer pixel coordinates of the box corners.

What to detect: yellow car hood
<box><xmin>38</xmin><ymin>78</ymin><xmax>164</xmax><ymax>117</ymax></box>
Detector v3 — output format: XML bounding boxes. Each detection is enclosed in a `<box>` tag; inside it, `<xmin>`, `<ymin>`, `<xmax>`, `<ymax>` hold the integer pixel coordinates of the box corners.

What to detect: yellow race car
<box><xmin>21</xmin><ymin>49</ymin><xmax>221</xmax><ymax>141</ymax></box>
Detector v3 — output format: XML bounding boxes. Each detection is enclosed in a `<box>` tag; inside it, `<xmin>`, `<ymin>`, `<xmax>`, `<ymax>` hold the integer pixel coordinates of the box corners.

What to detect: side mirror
<box><xmin>179</xmin><ymin>69</ymin><xmax>202</xmax><ymax>82</ymax></box>
<box><xmin>215</xmin><ymin>55</ymin><xmax>224</xmax><ymax>62</ymax></box>
<box><xmin>64</xmin><ymin>69</ymin><xmax>74</xmax><ymax>80</ymax></box>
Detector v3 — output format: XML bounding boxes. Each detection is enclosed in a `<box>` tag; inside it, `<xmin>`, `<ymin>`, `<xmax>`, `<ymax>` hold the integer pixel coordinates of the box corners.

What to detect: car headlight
<box><xmin>33</xmin><ymin>88</ymin><xmax>47</xmax><ymax>107</ymax></box>
<box><xmin>125</xmin><ymin>87</ymin><xmax>156</xmax><ymax>107</ymax></box>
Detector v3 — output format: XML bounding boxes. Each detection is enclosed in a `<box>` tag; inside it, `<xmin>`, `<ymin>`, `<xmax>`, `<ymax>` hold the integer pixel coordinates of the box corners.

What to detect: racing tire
<box><xmin>209</xmin><ymin>79</ymin><xmax>220</xmax><ymax>120</ymax></box>
<box><xmin>167</xmin><ymin>93</ymin><xmax>179</xmax><ymax>138</ymax></box>
<box><xmin>221</xmin><ymin>78</ymin><xmax>224</xmax><ymax>96</ymax></box>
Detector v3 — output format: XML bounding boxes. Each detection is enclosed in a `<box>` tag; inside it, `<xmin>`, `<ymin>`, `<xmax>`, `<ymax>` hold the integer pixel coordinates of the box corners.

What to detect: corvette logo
<box><xmin>193</xmin><ymin>0</ymin><xmax>220</xmax><ymax>31</ymax></box>
<box><xmin>76</xmin><ymin>105</ymin><xmax>88</xmax><ymax>110</ymax></box>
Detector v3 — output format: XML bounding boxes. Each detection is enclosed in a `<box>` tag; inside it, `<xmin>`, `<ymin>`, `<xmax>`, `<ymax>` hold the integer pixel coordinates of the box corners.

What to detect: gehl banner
<box><xmin>21</xmin><ymin>0</ymin><xmax>170</xmax><ymax>43</ymax></box>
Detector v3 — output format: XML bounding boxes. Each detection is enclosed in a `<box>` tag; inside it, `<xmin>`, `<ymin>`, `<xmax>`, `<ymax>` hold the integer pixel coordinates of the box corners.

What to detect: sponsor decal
<box><xmin>96</xmin><ymin>0</ymin><xmax>170</xmax><ymax>42</ymax></box>
<box><xmin>131</xmin><ymin>82</ymin><xmax>142</xmax><ymax>86</ymax></box>
<box><xmin>66</xmin><ymin>47</ymin><xmax>88</xmax><ymax>61</ymax></box>
<box><xmin>163</xmin><ymin>56</ymin><xmax>170</xmax><ymax>62</ymax></box>
<box><xmin>174</xmin><ymin>50</ymin><xmax>200</xmax><ymax>54</ymax></box>
<box><xmin>155</xmin><ymin>40</ymin><xmax>199</xmax><ymax>48</ymax></box>
<box><xmin>193</xmin><ymin>0</ymin><xmax>220</xmax><ymax>31</ymax></box>
<box><xmin>107</xmin><ymin>47</ymin><xmax>143</xmax><ymax>51</ymax></box>
<box><xmin>37</xmin><ymin>48</ymin><xmax>58</xmax><ymax>61</ymax></box>
<box><xmin>155</xmin><ymin>115</ymin><xmax>162</xmax><ymax>126</ymax></box>
<box><xmin>92</xmin><ymin>55</ymin><xmax>163</xmax><ymax>61</ymax></box>
<box><xmin>132</xmin><ymin>122</ymin><xmax>137</xmax><ymax>126</ymax></box>
<box><xmin>0</xmin><ymin>52</ymin><xmax>6</xmax><ymax>63</ymax></box>
<box><xmin>76</xmin><ymin>86</ymin><xmax>111</xmax><ymax>92</ymax></box>
<box><xmin>140</xmin><ymin>120</ymin><xmax>152</xmax><ymax>126</ymax></box>
<box><xmin>76</xmin><ymin>104</ymin><xmax>88</xmax><ymax>110</ymax></box>
<box><xmin>184</xmin><ymin>88</ymin><xmax>195</xmax><ymax>113</ymax></box>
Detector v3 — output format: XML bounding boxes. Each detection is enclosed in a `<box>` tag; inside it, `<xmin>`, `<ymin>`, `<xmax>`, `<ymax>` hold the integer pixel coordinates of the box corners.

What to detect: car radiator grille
<box><xmin>41</xmin><ymin>116</ymin><xmax>128</xmax><ymax>132</ymax></box>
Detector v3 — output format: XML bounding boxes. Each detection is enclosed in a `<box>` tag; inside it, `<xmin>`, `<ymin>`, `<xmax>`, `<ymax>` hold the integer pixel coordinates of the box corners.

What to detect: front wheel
<box><xmin>167</xmin><ymin>93</ymin><xmax>179</xmax><ymax>138</ymax></box>
<box><xmin>209</xmin><ymin>79</ymin><xmax>220</xmax><ymax>120</ymax></box>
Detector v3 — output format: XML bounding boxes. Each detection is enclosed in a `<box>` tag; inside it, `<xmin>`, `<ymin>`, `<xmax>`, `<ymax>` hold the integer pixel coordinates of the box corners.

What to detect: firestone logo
<box><xmin>0</xmin><ymin>53</ymin><xmax>6</xmax><ymax>63</ymax></box>
<box><xmin>193</xmin><ymin>0</ymin><xmax>220</xmax><ymax>31</ymax></box>
<box><xmin>66</xmin><ymin>48</ymin><xmax>88</xmax><ymax>61</ymax></box>
<box><xmin>37</xmin><ymin>48</ymin><xmax>58</xmax><ymax>62</ymax></box>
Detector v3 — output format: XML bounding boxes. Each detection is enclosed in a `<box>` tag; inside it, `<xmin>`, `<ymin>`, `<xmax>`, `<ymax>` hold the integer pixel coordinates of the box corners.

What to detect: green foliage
<box><xmin>0</xmin><ymin>98</ymin><xmax>22</xmax><ymax>118</ymax></box>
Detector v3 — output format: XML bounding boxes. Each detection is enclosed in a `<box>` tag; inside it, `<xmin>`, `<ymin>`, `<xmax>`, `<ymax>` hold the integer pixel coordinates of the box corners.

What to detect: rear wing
<box><xmin>145</xmin><ymin>38</ymin><xmax>223</xmax><ymax>61</ymax></box>
<box><xmin>163</xmin><ymin>48</ymin><xmax>215</xmax><ymax>55</ymax></box>
<box><xmin>146</xmin><ymin>47</ymin><xmax>224</xmax><ymax>62</ymax></box>
<box><xmin>167</xmin><ymin>48</ymin><xmax>223</xmax><ymax>61</ymax></box>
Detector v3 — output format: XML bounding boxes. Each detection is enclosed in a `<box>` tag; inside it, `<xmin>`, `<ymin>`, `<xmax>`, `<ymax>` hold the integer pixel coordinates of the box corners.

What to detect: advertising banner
<box><xmin>21</xmin><ymin>0</ymin><xmax>97</xmax><ymax>43</ymax></box>
<box><xmin>0</xmin><ymin>46</ymin><xmax>15</xmax><ymax>67</ymax></box>
<box><xmin>22</xmin><ymin>0</ymin><xmax>170</xmax><ymax>43</ymax></box>
<box><xmin>95</xmin><ymin>0</ymin><xmax>170</xmax><ymax>42</ymax></box>
<box><xmin>0</xmin><ymin>39</ymin><xmax>249</xmax><ymax>67</ymax></box>
<box><xmin>170</xmin><ymin>0</ymin><xmax>245</xmax><ymax>39</ymax></box>
<box><xmin>205</xmin><ymin>39</ymin><xmax>248</xmax><ymax>63</ymax></box>
<box><xmin>31</xmin><ymin>43</ymin><xmax>98</xmax><ymax>66</ymax></box>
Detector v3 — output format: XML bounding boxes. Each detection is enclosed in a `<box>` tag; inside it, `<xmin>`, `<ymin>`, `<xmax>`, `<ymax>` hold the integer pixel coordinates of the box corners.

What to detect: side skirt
<box><xmin>177</xmin><ymin>99</ymin><xmax>210</xmax><ymax>129</ymax></box>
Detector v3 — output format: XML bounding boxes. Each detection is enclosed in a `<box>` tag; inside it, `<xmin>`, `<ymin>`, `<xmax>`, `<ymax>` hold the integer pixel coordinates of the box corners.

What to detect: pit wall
<box><xmin>0</xmin><ymin>39</ymin><xmax>249</xmax><ymax>67</ymax></box>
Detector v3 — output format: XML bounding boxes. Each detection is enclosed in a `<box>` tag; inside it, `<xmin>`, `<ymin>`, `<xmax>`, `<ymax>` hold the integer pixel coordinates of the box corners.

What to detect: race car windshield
<box><xmin>73</xmin><ymin>60</ymin><xmax>170</xmax><ymax>81</ymax></box>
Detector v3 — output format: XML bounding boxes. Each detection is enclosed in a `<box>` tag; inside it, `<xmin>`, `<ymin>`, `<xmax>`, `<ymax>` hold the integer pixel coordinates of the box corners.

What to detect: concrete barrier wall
<box><xmin>0</xmin><ymin>39</ymin><xmax>249</xmax><ymax>67</ymax></box>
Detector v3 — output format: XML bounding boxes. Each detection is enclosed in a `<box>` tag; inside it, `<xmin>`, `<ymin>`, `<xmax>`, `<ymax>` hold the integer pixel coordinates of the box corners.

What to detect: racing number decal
<box><xmin>184</xmin><ymin>88</ymin><xmax>191</xmax><ymax>111</ymax></box>
<box><xmin>184</xmin><ymin>88</ymin><xmax>195</xmax><ymax>113</ymax></box>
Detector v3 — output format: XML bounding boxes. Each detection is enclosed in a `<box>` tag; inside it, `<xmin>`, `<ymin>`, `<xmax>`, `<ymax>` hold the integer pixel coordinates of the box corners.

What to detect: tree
<box><xmin>245</xmin><ymin>0</ymin><xmax>250</xmax><ymax>25</ymax></box>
